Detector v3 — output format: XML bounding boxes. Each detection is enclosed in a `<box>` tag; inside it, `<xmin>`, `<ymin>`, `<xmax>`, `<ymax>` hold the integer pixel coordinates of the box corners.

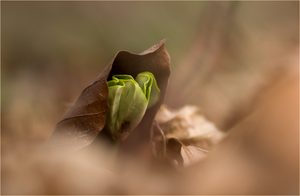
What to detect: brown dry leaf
<box><xmin>154</xmin><ymin>105</ymin><xmax>225</xmax><ymax>167</ymax></box>
<box><xmin>50</xmin><ymin>40</ymin><xmax>171</xmax><ymax>151</ymax></box>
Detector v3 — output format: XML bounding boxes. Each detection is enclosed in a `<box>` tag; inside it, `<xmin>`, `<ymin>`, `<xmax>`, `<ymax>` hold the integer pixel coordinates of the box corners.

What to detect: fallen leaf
<box><xmin>154</xmin><ymin>105</ymin><xmax>225</xmax><ymax>167</ymax></box>
<box><xmin>51</xmin><ymin>40</ymin><xmax>171</xmax><ymax>151</ymax></box>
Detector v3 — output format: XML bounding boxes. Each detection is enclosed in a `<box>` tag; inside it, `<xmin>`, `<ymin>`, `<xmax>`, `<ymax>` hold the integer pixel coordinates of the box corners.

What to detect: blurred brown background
<box><xmin>2</xmin><ymin>1</ymin><xmax>208</xmax><ymax>144</ymax></box>
<box><xmin>1</xmin><ymin>1</ymin><xmax>299</xmax><ymax>194</ymax></box>
<box><xmin>2</xmin><ymin>1</ymin><xmax>298</xmax><ymax>143</ymax></box>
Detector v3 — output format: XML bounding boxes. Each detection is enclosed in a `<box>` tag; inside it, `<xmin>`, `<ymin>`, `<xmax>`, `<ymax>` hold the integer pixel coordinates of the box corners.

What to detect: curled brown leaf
<box><xmin>50</xmin><ymin>40</ymin><xmax>171</xmax><ymax>152</ymax></box>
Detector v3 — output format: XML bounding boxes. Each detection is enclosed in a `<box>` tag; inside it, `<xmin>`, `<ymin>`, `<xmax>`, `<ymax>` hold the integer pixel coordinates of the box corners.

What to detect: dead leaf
<box><xmin>51</xmin><ymin>40</ymin><xmax>171</xmax><ymax>151</ymax></box>
<box><xmin>153</xmin><ymin>105</ymin><xmax>225</xmax><ymax>167</ymax></box>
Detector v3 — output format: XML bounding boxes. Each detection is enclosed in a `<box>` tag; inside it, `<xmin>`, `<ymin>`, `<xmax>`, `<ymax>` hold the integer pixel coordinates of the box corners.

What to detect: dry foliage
<box><xmin>2</xmin><ymin>3</ymin><xmax>299</xmax><ymax>193</ymax></box>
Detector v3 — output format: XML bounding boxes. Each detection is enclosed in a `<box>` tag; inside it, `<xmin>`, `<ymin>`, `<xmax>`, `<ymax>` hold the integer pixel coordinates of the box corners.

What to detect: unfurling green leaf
<box><xmin>107</xmin><ymin>72</ymin><xmax>160</xmax><ymax>140</ymax></box>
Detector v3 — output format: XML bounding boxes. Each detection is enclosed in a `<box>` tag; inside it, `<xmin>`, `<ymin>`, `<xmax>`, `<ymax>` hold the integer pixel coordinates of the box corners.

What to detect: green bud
<box><xmin>107</xmin><ymin>72</ymin><xmax>160</xmax><ymax>140</ymax></box>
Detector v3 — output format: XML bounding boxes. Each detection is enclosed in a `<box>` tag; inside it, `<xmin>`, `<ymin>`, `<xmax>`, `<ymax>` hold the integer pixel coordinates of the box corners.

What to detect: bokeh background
<box><xmin>2</xmin><ymin>1</ymin><xmax>298</xmax><ymax>143</ymax></box>
<box><xmin>1</xmin><ymin>1</ymin><xmax>299</xmax><ymax>194</ymax></box>
<box><xmin>2</xmin><ymin>1</ymin><xmax>208</xmax><ymax>144</ymax></box>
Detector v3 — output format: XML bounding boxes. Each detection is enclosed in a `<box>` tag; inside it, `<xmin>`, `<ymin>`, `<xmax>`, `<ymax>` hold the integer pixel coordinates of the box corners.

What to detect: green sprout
<box><xmin>106</xmin><ymin>71</ymin><xmax>160</xmax><ymax>140</ymax></box>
